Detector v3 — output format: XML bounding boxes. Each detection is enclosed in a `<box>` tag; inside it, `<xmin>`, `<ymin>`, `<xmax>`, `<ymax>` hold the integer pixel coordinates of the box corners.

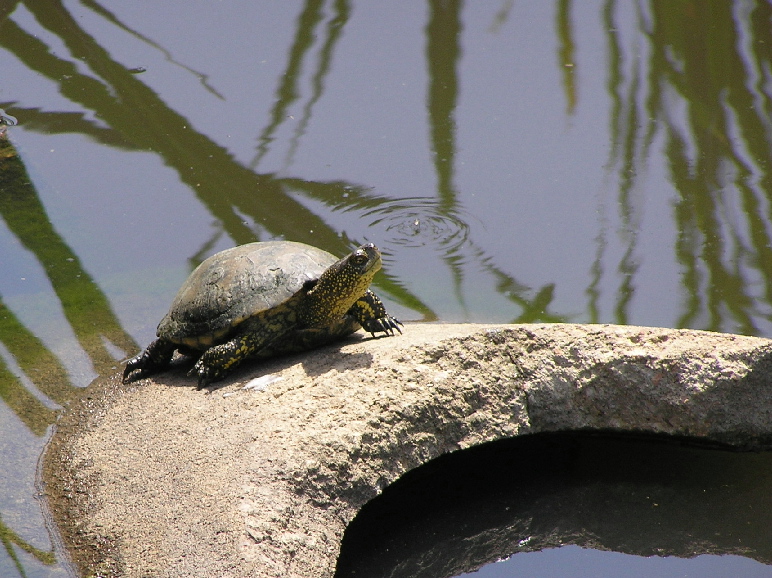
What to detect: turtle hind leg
<box><xmin>349</xmin><ymin>290</ymin><xmax>403</xmax><ymax>337</ymax></box>
<box><xmin>189</xmin><ymin>324</ymin><xmax>284</xmax><ymax>389</ymax></box>
<box><xmin>123</xmin><ymin>338</ymin><xmax>176</xmax><ymax>383</ymax></box>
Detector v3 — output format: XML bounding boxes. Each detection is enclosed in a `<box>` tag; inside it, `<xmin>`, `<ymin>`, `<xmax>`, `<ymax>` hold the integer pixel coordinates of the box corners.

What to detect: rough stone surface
<box><xmin>43</xmin><ymin>323</ymin><xmax>772</xmax><ymax>577</ymax></box>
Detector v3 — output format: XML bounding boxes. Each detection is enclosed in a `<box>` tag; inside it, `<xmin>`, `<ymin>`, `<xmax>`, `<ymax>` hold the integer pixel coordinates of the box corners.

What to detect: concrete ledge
<box><xmin>43</xmin><ymin>324</ymin><xmax>772</xmax><ymax>577</ymax></box>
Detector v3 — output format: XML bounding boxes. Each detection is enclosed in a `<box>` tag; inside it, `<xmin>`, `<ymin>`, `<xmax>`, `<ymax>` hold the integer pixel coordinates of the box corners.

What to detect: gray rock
<box><xmin>42</xmin><ymin>324</ymin><xmax>772</xmax><ymax>577</ymax></box>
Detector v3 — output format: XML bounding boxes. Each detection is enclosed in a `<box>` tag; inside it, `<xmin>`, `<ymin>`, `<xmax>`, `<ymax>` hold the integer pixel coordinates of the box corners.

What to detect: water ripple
<box><xmin>352</xmin><ymin>197</ymin><xmax>472</xmax><ymax>253</ymax></box>
<box><xmin>0</xmin><ymin>108</ymin><xmax>18</xmax><ymax>126</ymax></box>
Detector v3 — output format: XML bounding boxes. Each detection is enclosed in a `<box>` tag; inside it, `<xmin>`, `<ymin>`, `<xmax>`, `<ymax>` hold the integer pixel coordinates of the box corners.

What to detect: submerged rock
<box><xmin>42</xmin><ymin>324</ymin><xmax>772</xmax><ymax>577</ymax></box>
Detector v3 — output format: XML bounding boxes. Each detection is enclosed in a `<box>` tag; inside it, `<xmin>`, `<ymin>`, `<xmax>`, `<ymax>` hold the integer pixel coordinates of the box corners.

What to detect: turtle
<box><xmin>122</xmin><ymin>241</ymin><xmax>402</xmax><ymax>389</ymax></box>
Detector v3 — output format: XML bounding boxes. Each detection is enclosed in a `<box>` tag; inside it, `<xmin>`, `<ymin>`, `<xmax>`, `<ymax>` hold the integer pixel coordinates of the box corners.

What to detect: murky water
<box><xmin>336</xmin><ymin>434</ymin><xmax>772</xmax><ymax>577</ymax></box>
<box><xmin>2</xmin><ymin>0</ymin><xmax>772</xmax><ymax>576</ymax></box>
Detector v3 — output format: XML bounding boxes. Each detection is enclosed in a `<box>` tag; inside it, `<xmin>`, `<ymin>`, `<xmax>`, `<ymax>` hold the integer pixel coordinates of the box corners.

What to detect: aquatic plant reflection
<box><xmin>599</xmin><ymin>0</ymin><xmax>772</xmax><ymax>332</ymax></box>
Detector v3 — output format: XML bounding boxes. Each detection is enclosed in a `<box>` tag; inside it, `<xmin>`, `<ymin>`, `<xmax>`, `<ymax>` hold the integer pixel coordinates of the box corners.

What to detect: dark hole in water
<box><xmin>335</xmin><ymin>432</ymin><xmax>772</xmax><ymax>578</ymax></box>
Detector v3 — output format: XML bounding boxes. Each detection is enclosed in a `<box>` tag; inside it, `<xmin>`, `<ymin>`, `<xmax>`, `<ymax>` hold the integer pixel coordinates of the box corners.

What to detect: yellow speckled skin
<box><xmin>123</xmin><ymin>242</ymin><xmax>402</xmax><ymax>389</ymax></box>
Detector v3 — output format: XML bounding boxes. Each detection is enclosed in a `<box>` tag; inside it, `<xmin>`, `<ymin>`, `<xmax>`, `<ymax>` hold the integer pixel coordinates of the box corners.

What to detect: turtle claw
<box><xmin>350</xmin><ymin>290</ymin><xmax>403</xmax><ymax>338</ymax></box>
<box><xmin>364</xmin><ymin>315</ymin><xmax>403</xmax><ymax>337</ymax></box>
<box><xmin>188</xmin><ymin>358</ymin><xmax>230</xmax><ymax>390</ymax></box>
<box><xmin>122</xmin><ymin>339</ymin><xmax>175</xmax><ymax>383</ymax></box>
<box><xmin>122</xmin><ymin>352</ymin><xmax>145</xmax><ymax>383</ymax></box>
<box><xmin>188</xmin><ymin>362</ymin><xmax>214</xmax><ymax>390</ymax></box>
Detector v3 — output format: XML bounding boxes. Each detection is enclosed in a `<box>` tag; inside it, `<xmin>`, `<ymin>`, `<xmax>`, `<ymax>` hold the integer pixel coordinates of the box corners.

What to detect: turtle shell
<box><xmin>157</xmin><ymin>241</ymin><xmax>337</xmax><ymax>349</ymax></box>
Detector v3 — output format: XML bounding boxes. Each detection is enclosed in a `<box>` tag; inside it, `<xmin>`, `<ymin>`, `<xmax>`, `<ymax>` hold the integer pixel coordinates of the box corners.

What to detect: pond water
<box><xmin>336</xmin><ymin>434</ymin><xmax>772</xmax><ymax>577</ymax></box>
<box><xmin>2</xmin><ymin>0</ymin><xmax>772</xmax><ymax>576</ymax></box>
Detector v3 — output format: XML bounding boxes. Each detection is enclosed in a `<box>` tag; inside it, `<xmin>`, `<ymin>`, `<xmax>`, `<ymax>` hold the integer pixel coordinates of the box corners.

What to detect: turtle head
<box><xmin>338</xmin><ymin>243</ymin><xmax>382</xmax><ymax>276</ymax></box>
<box><xmin>302</xmin><ymin>244</ymin><xmax>382</xmax><ymax>327</ymax></box>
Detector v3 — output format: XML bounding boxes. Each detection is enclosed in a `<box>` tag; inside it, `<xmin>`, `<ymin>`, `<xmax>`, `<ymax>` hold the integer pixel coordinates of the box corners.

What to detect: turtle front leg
<box><xmin>123</xmin><ymin>338</ymin><xmax>176</xmax><ymax>383</ymax></box>
<box><xmin>349</xmin><ymin>290</ymin><xmax>403</xmax><ymax>337</ymax></box>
